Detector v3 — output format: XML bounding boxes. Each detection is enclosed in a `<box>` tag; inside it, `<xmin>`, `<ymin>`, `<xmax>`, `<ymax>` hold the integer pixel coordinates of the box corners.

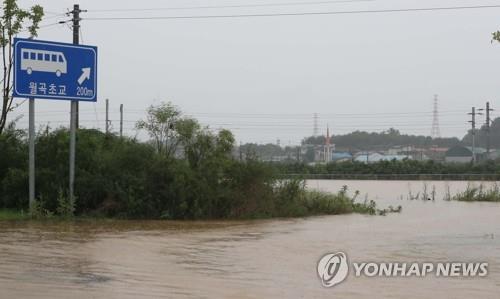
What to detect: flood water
<box><xmin>1</xmin><ymin>180</ymin><xmax>499</xmax><ymax>298</ymax></box>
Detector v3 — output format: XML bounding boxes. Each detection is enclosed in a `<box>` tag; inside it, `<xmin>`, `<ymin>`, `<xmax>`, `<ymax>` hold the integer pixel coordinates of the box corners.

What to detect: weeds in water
<box><xmin>378</xmin><ymin>205</ymin><xmax>403</xmax><ymax>216</ymax></box>
<box><xmin>451</xmin><ymin>183</ymin><xmax>500</xmax><ymax>202</ymax></box>
<box><xmin>302</xmin><ymin>185</ymin><xmax>400</xmax><ymax>216</ymax></box>
<box><xmin>405</xmin><ymin>182</ymin><xmax>436</xmax><ymax>201</ymax></box>
<box><xmin>443</xmin><ymin>183</ymin><xmax>452</xmax><ymax>201</ymax></box>
<box><xmin>431</xmin><ymin>185</ymin><xmax>436</xmax><ymax>201</ymax></box>
<box><xmin>422</xmin><ymin>182</ymin><xmax>428</xmax><ymax>200</ymax></box>
<box><xmin>269</xmin><ymin>179</ymin><xmax>401</xmax><ymax>217</ymax></box>
<box><xmin>406</xmin><ymin>182</ymin><xmax>500</xmax><ymax>202</ymax></box>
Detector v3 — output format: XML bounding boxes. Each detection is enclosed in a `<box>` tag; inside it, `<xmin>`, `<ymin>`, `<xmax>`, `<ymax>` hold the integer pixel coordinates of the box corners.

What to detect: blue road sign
<box><xmin>13</xmin><ymin>38</ymin><xmax>97</xmax><ymax>102</ymax></box>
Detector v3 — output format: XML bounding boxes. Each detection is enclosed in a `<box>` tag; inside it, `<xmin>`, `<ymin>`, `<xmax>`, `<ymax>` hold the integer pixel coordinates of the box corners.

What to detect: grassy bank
<box><xmin>0</xmin><ymin>184</ymin><xmax>402</xmax><ymax>221</ymax></box>
<box><xmin>282</xmin><ymin>173</ymin><xmax>500</xmax><ymax>181</ymax></box>
<box><xmin>277</xmin><ymin>159</ymin><xmax>500</xmax><ymax>181</ymax></box>
<box><xmin>0</xmin><ymin>209</ymin><xmax>29</xmax><ymax>220</ymax></box>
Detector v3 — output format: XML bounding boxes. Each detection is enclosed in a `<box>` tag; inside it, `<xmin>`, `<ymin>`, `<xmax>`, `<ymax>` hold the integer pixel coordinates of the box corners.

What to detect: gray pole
<box><xmin>69</xmin><ymin>4</ymin><xmax>81</xmax><ymax>209</ymax></box>
<box><xmin>486</xmin><ymin>102</ymin><xmax>492</xmax><ymax>155</ymax></box>
<box><xmin>105</xmin><ymin>98</ymin><xmax>109</xmax><ymax>134</ymax></box>
<box><xmin>29</xmin><ymin>98</ymin><xmax>35</xmax><ymax>214</ymax></box>
<box><xmin>468</xmin><ymin>107</ymin><xmax>482</xmax><ymax>164</ymax></box>
<box><xmin>120</xmin><ymin>104</ymin><xmax>123</xmax><ymax>137</ymax></box>
<box><xmin>471</xmin><ymin>107</ymin><xmax>476</xmax><ymax>164</ymax></box>
<box><xmin>69</xmin><ymin>101</ymin><xmax>76</xmax><ymax>207</ymax></box>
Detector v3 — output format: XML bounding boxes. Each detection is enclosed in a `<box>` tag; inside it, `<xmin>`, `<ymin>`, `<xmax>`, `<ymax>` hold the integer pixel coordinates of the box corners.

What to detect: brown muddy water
<box><xmin>0</xmin><ymin>180</ymin><xmax>499</xmax><ymax>298</ymax></box>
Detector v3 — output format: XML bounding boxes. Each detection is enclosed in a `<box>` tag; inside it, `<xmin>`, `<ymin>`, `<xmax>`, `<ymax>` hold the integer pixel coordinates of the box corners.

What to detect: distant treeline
<box><xmin>306</xmin><ymin>117</ymin><xmax>500</xmax><ymax>151</ymax></box>
<box><xmin>241</xmin><ymin>118</ymin><xmax>500</xmax><ymax>163</ymax></box>
<box><xmin>303</xmin><ymin>128</ymin><xmax>462</xmax><ymax>151</ymax></box>
<box><xmin>240</xmin><ymin>128</ymin><xmax>465</xmax><ymax>163</ymax></box>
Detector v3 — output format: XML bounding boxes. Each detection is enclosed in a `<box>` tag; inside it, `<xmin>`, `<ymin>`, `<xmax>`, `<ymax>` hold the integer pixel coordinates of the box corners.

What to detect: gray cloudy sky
<box><xmin>11</xmin><ymin>0</ymin><xmax>500</xmax><ymax>145</ymax></box>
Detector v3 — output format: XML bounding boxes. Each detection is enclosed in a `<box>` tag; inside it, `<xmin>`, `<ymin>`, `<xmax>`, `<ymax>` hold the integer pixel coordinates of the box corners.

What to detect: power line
<box><xmin>86</xmin><ymin>0</ymin><xmax>375</xmax><ymax>13</ymax></box>
<box><xmin>27</xmin><ymin>109</ymin><xmax>470</xmax><ymax>119</ymax></box>
<box><xmin>15</xmin><ymin>119</ymin><xmax>467</xmax><ymax>128</ymax></box>
<box><xmin>82</xmin><ymin>4</ymin><xmax>500</xmax><ymax>21</ymax></box>
<box><xmin>122</xmin><ymin>109</ymin><xmax>467</xmax><ymax>116</ymax></box>
<box><xmin>20</xmin><ymin>21</ymin><xmax>63</xmax><ymax>33</ymax></box>
<box><xmin>43</xmin><ymin>13</ymin><xmax>67</xmax><ymax>20</ymax></box>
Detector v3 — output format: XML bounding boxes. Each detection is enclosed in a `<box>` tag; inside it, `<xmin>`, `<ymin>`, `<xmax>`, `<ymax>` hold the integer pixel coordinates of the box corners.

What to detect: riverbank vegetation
<box><xmin>277</xmin><ymin>159</ymin><xmax>500</xmax><ymax>180</ymax></box>
<box><xmin>447</xmin><ymin>184</ymin><xmax>500</xmax><ymax>202</ymax></box>
<box><xmin>0</xmin><ymin>103</ymin><xmax>399</xmax><ymax>220</ymax></box>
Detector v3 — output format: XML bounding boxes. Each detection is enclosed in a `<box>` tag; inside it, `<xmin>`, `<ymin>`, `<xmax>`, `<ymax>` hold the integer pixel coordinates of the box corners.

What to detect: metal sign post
<box><xmin>28</xmin><ymin>98</ymin><xmax>35</xmax><ymax>213</ymax></box>
<box><xmin>69</xmin><ymin>100</ymin><xmax>76</xmax><ymax>207</ymax></box>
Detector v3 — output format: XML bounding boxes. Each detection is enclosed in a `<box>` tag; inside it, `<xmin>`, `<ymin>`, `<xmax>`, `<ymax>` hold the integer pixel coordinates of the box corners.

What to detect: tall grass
<box><xmin>451</xmin><ymin>183</ymin><xmax>500</xmax><ymax>202</ymax></box>
<box><xmin>0</xmin><ymin>209</ymin><xmax>28</xmax><ymax>220</ymax></box>
<box><xmin>274</xmin><ymin>181</ymin><xmax>402</xmax><ymax>217</ymax></box>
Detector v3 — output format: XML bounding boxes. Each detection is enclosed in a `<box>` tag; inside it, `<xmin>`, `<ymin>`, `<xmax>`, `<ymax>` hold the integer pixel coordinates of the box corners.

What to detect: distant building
<box><xmin>386</xmin><ymin>146</ymin><xmax>414</xmax><ymax>156</ymax></box>
<box><xmin>331</xmin><ymin>152</ymin><xmax>352</xmax><ymax>162</ymax></box>
<box><xmin>445</xmin><ymin>146</ymin><xmax>486</xmax><ymax>163</ymax></box>
<box><xmin>386</xmin><ymin>145</ymin><xmax>451</xmax><ymax>162</ymax></box>
<box><xmin>425</xmin><ymin>146</ymin><xmax>449</xmax><ymax>162</ymax></box>
<box><xmin>386</xmin><ymin>145</ymin><xmax>428</xmax><ymax>161</ymax></box>
<box><xmin>354</xmin><ymin>152</ymin><xmax>410</xmax><ymax>163</ymax></box>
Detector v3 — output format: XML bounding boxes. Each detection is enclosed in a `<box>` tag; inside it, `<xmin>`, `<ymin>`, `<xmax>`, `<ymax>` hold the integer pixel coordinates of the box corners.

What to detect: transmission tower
<box><xmin>313</xmin><ymin>113</ymin><xmax>319</xmax><ymax>137</ymax></box>
<box><xmin>431</xmin><ymin>95</ymin><xmax>441</xmax><ymax>138</ymax></box>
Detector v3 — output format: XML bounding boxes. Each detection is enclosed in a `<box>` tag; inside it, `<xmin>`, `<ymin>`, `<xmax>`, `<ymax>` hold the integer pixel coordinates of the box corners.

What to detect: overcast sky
<box><xmin>10</xmin><ymin>0</ymin><xmax>500</xmax><ymax>145</ymax></box>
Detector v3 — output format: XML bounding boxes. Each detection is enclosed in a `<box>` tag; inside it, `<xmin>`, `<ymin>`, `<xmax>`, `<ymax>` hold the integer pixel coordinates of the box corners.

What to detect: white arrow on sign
<box><xmin>77</xmin><ymin>67</ymin><xmax>91</xmax><ymax>85</ymax></box>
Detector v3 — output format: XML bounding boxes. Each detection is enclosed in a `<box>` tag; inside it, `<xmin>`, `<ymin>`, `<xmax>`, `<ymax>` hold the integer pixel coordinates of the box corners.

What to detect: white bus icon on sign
<box><xmin>20</xmin><ymin>49</ymin><xmax>67</xmax><ymax>77</ymax></box>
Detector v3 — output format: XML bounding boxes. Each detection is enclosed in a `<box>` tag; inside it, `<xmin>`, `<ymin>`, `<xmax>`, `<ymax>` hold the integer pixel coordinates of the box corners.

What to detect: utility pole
<box><xmin>120</xmin><ymin>104</ymin><xmax>123</xmax><ymax>137</ymax></box>
<box><xmin>71</xmin><ymin>4</ymin><xmax>80</xmax><ymax>129</ymax></box>
<box><xmin>105</xmin><ymin>98</ymin><xmax>109</xmax><ymax>134</ymax></box>
<box><xmin>468</xmin><ymin>107</ymin><xmax>483</xmax><ymax>164</ymax></box>
<box><xmin>69</xmin><ymin>4</ymin><xmax>84</xmax><ymax>209</ymax></box>
<box><xmin>479</xmin><ymin>102</ymin><xmax>494</xmax><ymax>155</ymax></box>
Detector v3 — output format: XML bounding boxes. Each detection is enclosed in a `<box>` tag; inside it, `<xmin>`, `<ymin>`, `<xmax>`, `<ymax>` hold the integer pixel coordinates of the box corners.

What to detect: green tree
<box><xmin>136</xmin><ymin>102</ymin><xmax>193</xmax><ymax>158</ymax></box>
<box><xmin>0</xmin><ymin>0</ymin><xmax>43</xmax><ymax>134</ymax></box>
<box><xmin>493</xmin><ymin>31</ymin><xmax>500</xmax><ymax>43</ymax></box>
